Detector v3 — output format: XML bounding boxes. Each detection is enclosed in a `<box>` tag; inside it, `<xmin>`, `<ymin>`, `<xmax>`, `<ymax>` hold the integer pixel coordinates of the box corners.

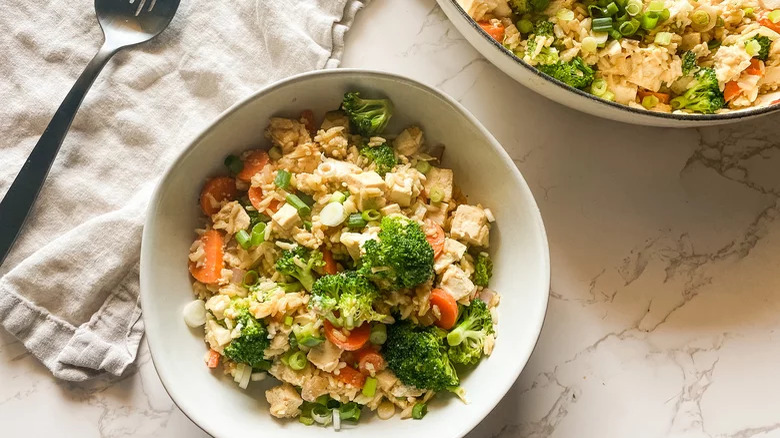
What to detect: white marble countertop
<box><xmin>3</xmin><ymin>0</ymin><xmax>780</xmax><ymax>437</ymax></box>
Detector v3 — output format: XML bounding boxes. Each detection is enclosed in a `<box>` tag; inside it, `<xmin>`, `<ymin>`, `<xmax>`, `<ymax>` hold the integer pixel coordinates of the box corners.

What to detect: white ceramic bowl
<box><xmin>140</xmin><ymin>69</ymin><xmax>550</xmax><ymax>438</ymax></box>
<box><xmin>437</xmin><ymin>0</ymin><xmax>780</xmax><ymax>127</ymax></box>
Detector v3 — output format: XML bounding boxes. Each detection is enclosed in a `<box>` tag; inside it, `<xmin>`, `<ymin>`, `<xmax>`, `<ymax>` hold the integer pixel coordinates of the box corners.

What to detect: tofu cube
<box><xmin>439</xmin><ymin>264</ymin><xmax>475</xmax><ymax>301</ymax></box>
<box><xmin>340</xmin><ymin>231</ymin><xmax>377</xmax><ymax>259</ymax></box>
<box><xmin>320</xmin><ymin>111</ymin><xmax>350</xmax><ymax>132</ymax></box>
<box><xmin>450</xmin><ymin>204</ymin><xmax>490</xmax><ymax>247</ymax></box>
<box><xmin>433</xmin><ymin>238</ymin><xmax>468</xmax><ymax>275</ymax></box>
<box><xmin>381</xmin><ymin>203</ymin><xmax>402</xmax><ymax>216</ymax></box>
<box><xmin>384</xmin><ymin>172</ymin><xmax>414</xmax><ymax>207</ymax></box>
<box><xmin>393</xmin><ymin>126</ymin><xmax>423</xmax><ymax>156</ymax></box>
<box><xmin>424</xmin><ymin>202</ymin><xmax>450</xmax><ymax>227</ymax></box>
<box><xmin>347</xmin><ymin>171</ymin><xmax>386</xmax><ymax>194</ymax></box>
<box><xmin>423</xmin><ymin>167</ymin><xmax>453</xmax><ymax>203</ymax></box>
<box><xmin>272</xmin><ymin>203</ymin><xmax>302</xmax><ymax>231</ymax></box>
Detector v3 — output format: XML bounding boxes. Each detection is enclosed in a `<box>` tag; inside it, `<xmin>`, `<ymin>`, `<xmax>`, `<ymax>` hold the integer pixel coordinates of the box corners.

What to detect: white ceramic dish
<box><xmin>437</xmin><ymin>0</ymin><xmax>780</xmax><ymax>127</ymax></box>
<box><xmin>140</xmin><ymin>69</ymin><xmax>550</xmax><ymax>438</ymax></box>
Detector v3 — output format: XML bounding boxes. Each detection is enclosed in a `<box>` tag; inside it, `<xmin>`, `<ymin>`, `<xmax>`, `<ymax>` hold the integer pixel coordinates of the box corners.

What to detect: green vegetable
<box><xmin>508</xmin><ymin>0</ymin><xmax>551</xmax><ymax>14</ymax></box>
<box><xmin>249</xmin><ymin>222</ymin><xmax>266</xmax><ymax>247</ymax></box>
<box><xmin>341</xmin><ymin>92</ymin><xmax>394</xmax><ymax>137</ymax></box>
<box><xmin>592</xmin><ymin>17</ymin><xmax>613</xmax><ymax>32</ymax></box>
<box><xmin>292</xmin><ymin>322</ymin><xmax>324</xmax><ymax>348</ymax></box>
<box><xmin>384</xmin><ymin>321</ymin><xmax>459</xmax><ymax>391</ymax></box>
<box><xmin>533</xmin><ymin>20</ymin><xmax>554</xmax><ymax>36</ymax></box>
<box><xmin>274</xmin><ymin>169</ymin><xmax>291</xmax><ymax>189</ymax></box>
<box><xmin>347</xmin><ymin>213</ymin><xmax>367</xmax><ymax>229</ymax></box>
<box><xmin>473</xmin><ymin>252</ymin><xmax>493</xmax><ymax>287</ymax></box>
<box><xmin>224</xmin><ymin>154</ymin><xmax>243</xmax><ymax>175</ymax></box>
<box><xmin>681</xmin><ymin>51</ymin><xmax>698</xmax><ymax>76</ymax></box>
<box><xmin>284</xmin><ymin>315</ymin><xmax>293</xmax><ymax>326</ymax></box>
<box><xmin>275</xmin><ymin>247</ymin><xmax>325</xmax><ymax>291</ymax></box>
<box><xmin>415</xmin><ymin>160</ymin><xmax>432</xmax><ymax>174</ymax></box>
<box><xmin>362</xmin><ymin>377</ymin><xmax>378</xmax><ymax>397</ymax></box>
<box><xmin>412</xmin><ymin>403</ymin><xmax>428</xmax><ymax>420</ymax></box>
<box><xmin>362</xmin><ymin>209</ymin><xmax>381</xmax><ymax>222</ymax></box>
<box><xmin>369</xmin><ymin>323</ymin><xmax>387</xmax><ymax>345</ymax></box>
<box><xmin>359</xmin><ymin>215</ymin><xmax>434</xmax><ymax>290</ymax></box>
<box><xmin>235</xmin><ymin>229</ymin><xmax>251</xmax><ymax>250</ymax></box>
<box><xmin>359</xmin><ymin>142</ymin><xmax>397</xmax><ymax>176</ymax></box>
<box><xmin>429</xmin><ymin>187</ymin><xmax>444</xmax><ymax>203</ymax></box>
<box><xmin>669</xmin><ymin>67</ymin><xmax>725</xmax><ymax>114</ymax></box>
<box><xmin>309</xmin><ymin>271</ymin><xmax>387</xmax><ymax>329</ymax></box>
<box><xmin>242</xmin><ymin>270</ymin><xmax>259</xmax><ymax>287</ymax></box>
<box><xmin>286</xmin><ymin>193</ymin><xmax>311</xmax><ymax>217</ymax></box>
<box><xmin>747</xmin><ymin>35</ymin><xmax>771</xmax><ymax>61</ymax></box>
<box><xmin>268</xmin><ymin>146</ymin><xmax>282</xmax><ymax>161</ymax></box>
<box><xmin>339</xmin><ymin>402</ymin><xmax>362</xmax><ymax>422</ymax></box>
<box><xmin>537</xmin><ymin>57</ymin><xmax>595</xmax><ymax>89</ymax></box>
<box><xmin>330</xmin><ymin>192</ymin><xmax>347</xmax><ymax>204</ymax></box>
<box><xmin>446</xmin><ymin>299</ymin><xmax>494</xmax><ymax>366</ymax></box>
<box><xmin>223</xmin><ymin>306</ymin><xmax>270</xmax><ymax>369</ymax></box>
<box><xmin>642</xmin><ymin>95</ymin><xmax>659</xmax><ymax>109</ymax></box>
<box><xmin>287</xmin><ymin>350</ymin><xmax>308</xmax><ymax>370</ymax></box>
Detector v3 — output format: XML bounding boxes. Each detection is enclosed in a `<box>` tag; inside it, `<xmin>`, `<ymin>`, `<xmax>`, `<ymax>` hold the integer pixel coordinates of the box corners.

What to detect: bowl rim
<box><xmin>444</xmin><ymin>0</ymin><xmax>780</xmax><ymax>122</ymax></box>
<box><xmin>140</xmin><ymin>68</ymin><xmax>551</xmax><ymax>438</ymax></box>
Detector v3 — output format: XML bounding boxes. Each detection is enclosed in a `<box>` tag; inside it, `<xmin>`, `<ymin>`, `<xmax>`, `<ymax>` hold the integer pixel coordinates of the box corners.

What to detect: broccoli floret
<box><xmin>537</xmin><ymin>56</ymin><xmax>595</xmax><ymax>89</ymax></box>
<box><xmin>223</xmin><ymin>307</ymin><xmax>270</xmax><ymax>369</ymax></box>
<box><xmin>473</xmin><ymin>252</ymin><xmax>493</xmax><ymax>287</ymax></box>
<box><xmin>341</xmin><ymin>92</ymin><xmax>394</xmax><ymax>137</ymax></box>
<box><xmin>291</xmin><ymin>322</ymin><xmax>324</xmax><ymax>348</ymax></box>
<box><xmin>524</xmin><ymin>21</ymin><xmax>558</xmax><ymax>65</ymax></box>
<box><xmin>508</xmin><ymin>0</ymin><xmax>550</xmax><ymax>14</ymax></box>
<box><xmin>275</xmin><ymin>247</ymin><xmax>325</xmax><ymax>292</ymax></box>
<box><xmin>310</xmin><ymin>271</ymin><xmax>387</xmax><ymax>329</ymax></box>
<box><xmin>669</xmin><ymin>67</ymin><xmax>725</xmax><ymax>114</ymax></box>
<box><xmin>747</xmin><ymin>35</ymin><xmax>771</xmax><ymax>62</ymax></box>
<box><xmin>384</xmin><ymin>321</ymin><xmax>459</xmax><ymax>391</ymax></box>
<box><xmin>446</xmin><ymin>299</ymin><xmax>494</xmax><ymax>366</ymax></box>
<box><xmin>360</xmin><ymin>142</ymin><xmax>397</xmax><ymax>176</ymax></box>
<box><xmin>533</xmin><ymin>20</ymin><xmax>554</xmax><ymax>36</ymax></box>
<box><xmin>681</xmin><ymin>51</ymin><xmax>698</xmax><ymax>76</ymax></box>
<box><xmin>359</xmin><ymin>216</ymin><xmax>434</xmax><ymax>290</ymax></box>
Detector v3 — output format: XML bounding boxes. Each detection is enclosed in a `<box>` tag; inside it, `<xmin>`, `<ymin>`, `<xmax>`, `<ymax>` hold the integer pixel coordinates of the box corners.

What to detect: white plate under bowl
<box><xmin>437</xmin><ymin>0</ymin><xmax>780</xmax><ymax>127</ymax></box>
<box><xmin>140</xmin><ymin>69</ymin><xmax>550</xmax><ymax>438</ymax></box>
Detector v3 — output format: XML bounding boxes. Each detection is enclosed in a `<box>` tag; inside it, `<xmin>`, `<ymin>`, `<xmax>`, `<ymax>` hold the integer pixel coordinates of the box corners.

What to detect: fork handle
<box><xmin>0</xmin><ymin>43</ymin><xmax>117</xmax><ymax>267</ymax></box>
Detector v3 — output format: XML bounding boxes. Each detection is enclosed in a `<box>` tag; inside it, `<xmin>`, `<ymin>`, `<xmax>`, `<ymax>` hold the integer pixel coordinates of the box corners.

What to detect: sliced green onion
<box><xmin>303</xmin><ymin>220</ymin><xmax>312</xmax><ymax>231</ymax></box>
<box><xmin>743</xmin><ymin>7</ymin><xmax>754</xmax><ymax>16</ymax></box>
<box><xmin>557</xmin><ymin>8</ymin><xmax>575</xmax><ymax>20</ymax></box>
<box><xmin>609</xmin><ymin>28</ymin><xmax>623</xmax><ymax>40</ymax></box>
<box><xmin>715</xmin><ymin>15</ymin><xmax>724</xmax><ymax>26</ymax></box>
<box><xmin>592</xmin><ymin>17</ymin><xmax>614</xmax><ymax>32</ymax></box>
<box><xmin>224</xmin><ymin>155</ymin><xmax>243</xmax><ymax>175</ymax></box>
<box><xmin>299</xmin><ymin>416</ymin><xmax>314</xmax><ymax>426</ymax></box>
<box><xmin>274</xmin><ymin>169</ymin><xmax>291</xmax><ymax>189</ymax></box>
<box><xmin>362</xmin><ymin>377</ymin><xmax>377</xmax><ymax>397</ymax></box>
<box><xmin>316</xmin><ymin>395</ymin><xmax>331</xmax><ymax>406</ymax></box>
<box><xmin>339</xmin><ymin>402</ymin><xmax>361</xmax><ymax>422</ymax></box>
<box><xmin>268</xmin><ymin>146</ymin><xmax>282</xmax><ymax>160</ymax></box>
<box><xmin>647</xmin><ymin>0</ymin><xmax>665</xmax><ymax>12</ymax></box>
<box><xmin>329</xmin><ymin>191</ymin><xmax>347</xmax><ymax>204</ymax></box>
<box><xmin>285</xmin><ymin>193</ymin><xmax>311</xmax><ymax>217</ymax></box>
<box><xmin>429</xmin><ymin>187</ymin><xmax>444</xmax><ymax>203</ymax></box>
<box><xmin>581</xmin><ymin>36</ymin><xmax>598</xmax><ymax>53</ymax></box>
<box><xmin>361</xmin><ymin>209</ymin><xmax>381</xmax><ymax>222</ymax></box>
<box><xmin>235</xmin><ymin>229</ymin><xmax>251</xmax><ymax>249</ymax></box>
<box><xmin>604</xmin><ymin>2</ymin><xmax>619</xmax><ymax>16</ymax></box>
<box><xmin>746</xmin><ymin>39</ymin><xmax>762</xmax><ymax>57</ymax></box>
<box><xmin>769</xmin><ymin>9</ymin><xmax>780</xmax><ymax>23</ymax></box>
<box><xmin>602</xmin><ymin>90</ymin><xmax>616</xmax><ymax>101</ymax></box>
<box><xmin>588</xmin><ymin>4</ymin><xmax>603</xmax><ymax>17</ymax></box>
<box><xmin>312</xmin><ymin>405</ymin><xmax>332</xmax><ymax>425</ymax></box>
<box><xmin>242</xmin><ymin>270</ymin><xmax>259</xmax><ymax>287</ymax></box>
<box><xmin>370</xmin><ymin>324</ymin><xmax>387</xmax><ymax>345</ymax></box>
<box><xmin>347</xmin><ymin>213</ymin><xmax>367</xmax><ymax>229</ymax></box>
<box><xmin>691</xmin><ymin>10</ymin><xmax>710</xmax><ymax>26</ymax></box>
<box><xmin>415</xmin><ymin>160</ymin><xmax>432</xmax><ymax>174</ymax></box>
<box><xmin>412</xmin><ymin>403</ymin><xmax>428</xmax><ymax>420</ymax></box>
<box><xmin>707</xmin><ymin>39</ymin><xmax>721</xmax><ymax>50</ymax></box>
<box><xmin>615</xmin><ymin>12</ymin><xmax>629</xmax><ymax>22</ymax></box>
<box><xmin>288</xmin><ymin>350</ymin><xmax>307</xmax><ymax>370</ymax></box>
<box><xmin>641</xmin><ymin>95</ymin><xmax>659</xmax><ymax>109</ymax></box>
<box><xmin>255</xmin><ymin>359</ymin><xmax>272</xmax><ymax>370</ymax></box>
<box><xmin>640</xmin><ymin>13</ymin><xmax>659</xmax><ymax>29</ymax></box>
<box><xmin>320</xmin><ymin>202</ymin><xmax>347</xmax><ymax>227</ymax></box>
<box><xmin>298</xmin><ymin>192</ymin><xmax>315</xmax><ymax>207</ymax></box>
<box><xmin>654</xmin><ymin>31</ymin><xmax>673</xmax><ymax>45</ymax></box>
<box><xmin>284</xmin><ymin>315</ymin><xmax>293</xmax><ymax>326</ymax></box>
<box><xmin>250</xmin><ymin>222</ymin><xmax>266</xmax><ymax>247</ymax></box>
<box><xmin>619</xmin><ymin>18</ymin><xmax>640</xmax><ymax>35</ymax></box>
<box><xmin>625</xmin><ymin>0</ymin><xmax>642</xmax><ymax>16</ymax></box>
<box><xmin>660</xmin><ymin>8</ymin><xmax>670</xmax><ymax>20</ymax></box>
<box><xmin>590</xmin><ymin>78</ymin><xmax>608</xmax><ymax>96</ymax></box>
<box><xmin>517</xmin><ymin>18</ymin><xmax>534</xmax><ymax>33</ymax></box>
<box><xmin>299</xmin><ymin>335</ymin><xmax>324</xmax><ymax>348</ymax></box>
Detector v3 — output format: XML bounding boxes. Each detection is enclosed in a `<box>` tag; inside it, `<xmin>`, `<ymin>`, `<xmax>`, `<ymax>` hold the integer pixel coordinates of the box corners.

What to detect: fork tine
<box><xmin>135</xmin><ymin>0</ymin><xmax>147</xmax><ymax>16</ymax></box>
<box><xmin>148</xmin><ymin>0</ymin><xmax>157</xmax><ymax>12</ymax></box>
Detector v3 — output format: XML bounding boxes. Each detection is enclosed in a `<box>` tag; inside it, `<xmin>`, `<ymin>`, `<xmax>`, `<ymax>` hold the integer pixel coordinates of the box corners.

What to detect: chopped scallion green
<box><xmin>361</xmin><ymin>209</ymin><xmax>381</xmax><ymax>222</ymax></box>
<box><xmin>411</xmin><ymin>403</ymin><xmax>428</xmax><ymax>420</ymax></box>
<box><xmin>285</xmin><ymin>193</ymin><xmax>311</xmax><ymax>217</ymax></box>
<box><xmin>235</xmin><ymin>229</ymin><xmax>251</xmax><ymax>249</ymax></box>
<box><xmin>347</xmin><ymin>213</ymin><xmax>367</xmax><ymax>229</ymax></box>
<box><xmin>224</xmin><ymin>155</ymin><xmax>243</xmax><ymax>175</ymax></box>
<box><xmin>274</xmin><ymin>169</ymin><xmax>291</xmax><ymax>189</ymax></box>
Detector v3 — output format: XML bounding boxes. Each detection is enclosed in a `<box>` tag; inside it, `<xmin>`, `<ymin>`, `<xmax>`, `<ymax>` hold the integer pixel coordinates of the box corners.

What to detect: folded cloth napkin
<box><xmin>0</xmin><ymin>0</ymin><xmax>367</xmax><ymax>381</ymax></box>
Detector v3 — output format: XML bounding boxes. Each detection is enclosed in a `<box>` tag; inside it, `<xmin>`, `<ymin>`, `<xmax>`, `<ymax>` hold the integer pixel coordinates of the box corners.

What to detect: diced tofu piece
<box><xmin>347</xmin><ymin>171</ymin><xmax>386</xmax><ymax>193</ymax></box>
<box><xmin>433</xmin><ymin>238</ymin><xmax>468</xmax><ymax>275</ymax></box>
<box><xmin>301</xmin><ymin>375</ymin><xmax>330</xmax><ymax>402</ymax></box>
<box><xmin>320</xmin><ymin>110</ymin><xmax>350</xmax><ymax>131</ymax></box>
<box><xmin>307</xmin><ymin>340</ymin><xmax>342</xmax><ymax>373</ymax></box>
<box><xmin>316</xmin><ymin>159</ymin><xmax>362</xmax><ymax>183</ymax></box>
<box><xmin>205</xmin><ymin>294</ymin><xmax>231</xmax><ymax>320</ymax></box>
<box><xmin>381</xmin><ymin>203</ymin><xmax>402</xmax><ymax>216</ymax></box>
<box><xmin>265</xmin><ymin>383</ymin><xmax>304</xmax><ymax>418</ymax></box>
<box><xmin>424</xmin><ymin>202</ymin><xmax>450</xmax><ymax>227</ymax></box>
<box><xmin>393</xmin><ymin>126</ymin><xmax>423</xmax><ymax>156</ymax></box>
<box><xmin>384</xmin><ymin>172</ymin><xmax>414</xmax><ymax>207</ymax></box>
<box><xmin>340</xmin><ymin>231</ymin><xmax>377</xmax><ymax>260</ymax></box>
<box><xmin>211</xmin><ymin>201</ymin><xmax>250</xmax><ymax>235</ymax></box>
<box><xmin>272</xmin><ymin>203</ymin><xmax>302</xmax><ymax>231</ymax></box>
<box><xmin>423</xmin><ymin>168</ymin><xmax>453</xmax><ymax>203</ymax></box>
<box><xmin>450</xmin><ymin>204</ymin><xmax>490</xmax><ymax>247</ymax></box>
<box><xmin>358</xmin><ymin>188</ymin><xmax>385</xmax><ymax>211</ymax></box>
<box><xmin>439</xmin><ymin>264</ymin><xmax>475</xmax><ymax>301</ymax></box>
<box><xmin>265</xmin><ymin>118</ymin><xmax>311</xmax><ymax>154</ymax></box>
<box><xmin>205</xmin><ymin>318</ymin><xmax>232</xmax><ymax>350</ymax></box>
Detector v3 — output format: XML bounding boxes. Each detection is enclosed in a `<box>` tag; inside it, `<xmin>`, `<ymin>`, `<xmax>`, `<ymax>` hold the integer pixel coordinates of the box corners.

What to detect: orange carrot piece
<box><xmin>189</xmin><ymin>230</ymin><xmax>225</xmax><ymax>284</ymax></box>
<box><xmin>637</xmin><ymin>90</ymin><xmax>671</xmax><ymax>104</ymax></box>
<box><xmin>355</xmin><ymin>347</ymin><xmax>385</xmax><ymax>375</ymax></box>
<box><xmin>199</xmin><ymin>177</ymin><xmax>238</xmax><ymax>216</ymax></box>
<box><xmin>323</xmin><ymin>249</ymin><xmax>338</xmax><ymax>275</ymax></box>
<box><xmin>424</xmin><ymin>219</ymin><xmax>445</xmax><ymax>259</ymax></box>
<box><xmin>206</xmin><ymin>349</ymin><xmax>220</xmax><ymax>368</ymax></box>
<box><xmin>478</xmin><ymin>21</ymin><xmax>505</xmax><ymax>41</ymax></box>
<box><xmin>323</xmin><ymin>320</ymin><xmax>370</xmax><ymax>351</ymax></box>
<box><xmin>334</xmin><ymin>365</ymin><xmax>366</xmax><ymax>388</ymax></box>
<box><xmin>760</xmin><ymin>16</ymin><xmax>780</xmax><ymax>33</ymax></box>
<box><xmin>430</xmin><ymin>288</ymin><xmax>459</xmax><ymax>330</ymax></box>
<box><xmin>236</xmin><ymin>149</ymin><xmax>269</xmax><ymax>182</ymax></box>
<box><xmin>746</xmin><ymin>58</ymin><xmax>763</xmax><ymax>76</ymax></box>
<box><xmin>724</xmin><ymin>81</ymin><xmax>741</xmax><ymax>102</ymax></box>
<box><xmin>248</xmin><ymin>186</ymin><xmax>280</xmax><ymax>213</ymax></box>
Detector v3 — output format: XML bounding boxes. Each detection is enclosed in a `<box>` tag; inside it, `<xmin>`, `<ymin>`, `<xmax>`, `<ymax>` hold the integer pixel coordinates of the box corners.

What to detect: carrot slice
<box><xmin>206</xmin><ymin>349</ymin><xmax>220</xmax><ymax>368</ymax></box>
<box><xmin>746</xmin><ymin>58</ymin><xmax>763</xmax><ymax>76</ymax></box>
<box><xmin>430</xmin><ymin>288</ymin><xmax>459</xmax><ymax>330</ymax></box>
<box><xmin>323</xmin><ymin>249</ymin><xmax>338</xmax><ymax>275</ymax></box>
<box><xmin>323</xmin><ymin>320</ymin><xmax>370</xmax><ymax>351</ymax></box>
<box><xmin>478</xmin><ymin>21</ymin><xmax>505</xmax><ymax>41</ymax></box>
<box><xmin>236</xmin><ymin>149</ymin><xmax>269</xmax><ymax>182</ymax></box>
<box><xmin>188</xmin><ymin>230</ymin><xmax>225</xmax><ymax>284</ymax></box>
<box><xmin>760</xmin><ymin>16</ymin><xmax>780</xmax><ymax>33</ymax></box>
<box><xmin>334</xmin><ymin>365</ymin><xmax>366</xmax><ymax>388</ymax></box>
<box><xmin>354</xmin><ymin>346</ymin><xmax>385</xmax><ymax>375</ymax></box>
<box><xmin>248</xmin><ymin>186</ymin><xmax>280</xmax><ymax>213</ymax></box>
<box><xmin>637</xmin><ymin>90</ymin><xmax>670</xmax><ymax>104</ymax></box>
<box><xmin>424</xmin><ymin>219</ymin><xmax>445</xmax><ymax>259</ymax></box>
<box><xmin>300</xmin><ymin>110</ymin><xmax>316</xmax><ymax>134</ymax></box>
<box><xmin>200</xmin><ymin>177</ymin><xmax>238</xmax><ymax>216</ymax></box>
<box><xmin>724</xmin><ymin>80</ymin><xmax>741</xmax><ymax>102</ymax></box>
